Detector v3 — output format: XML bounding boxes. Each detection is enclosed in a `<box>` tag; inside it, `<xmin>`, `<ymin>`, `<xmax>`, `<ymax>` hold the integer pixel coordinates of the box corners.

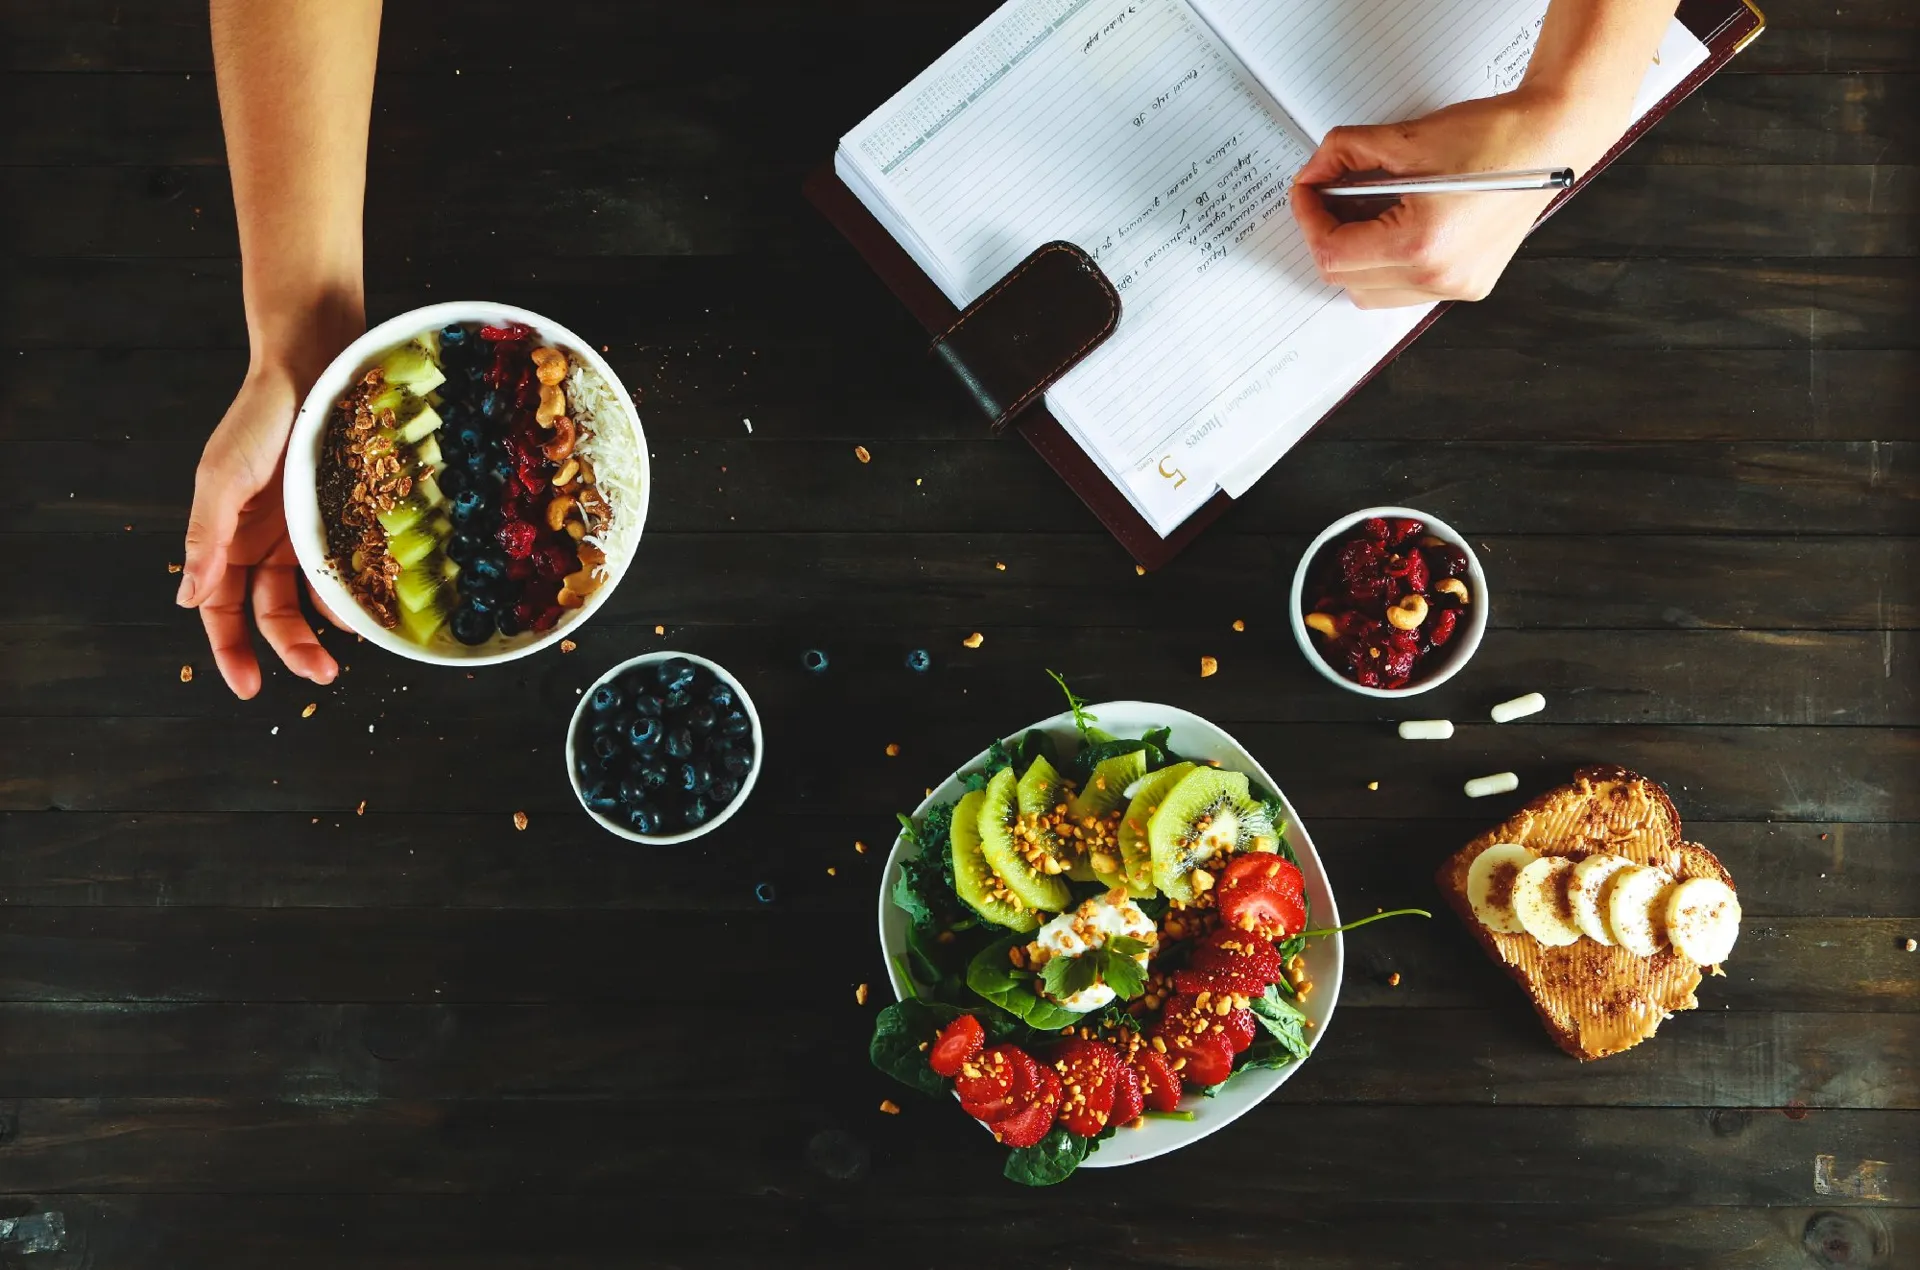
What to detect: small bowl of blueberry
<box><xmin>1289</xmin><ymin>506</ymin><xmax>1489</xmax><ymax>697</ymax></box>
<box><xmin>567</xmin><ymin>652</ymin><xmax>762</xmax><ymax>842</ymax></box>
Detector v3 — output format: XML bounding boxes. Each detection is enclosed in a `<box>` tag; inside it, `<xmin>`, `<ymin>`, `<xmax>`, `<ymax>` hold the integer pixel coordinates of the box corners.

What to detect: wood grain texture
<box><xmin>1</xmin><ymin>0</ymin><xmax>1912</xmax><ymax>1263</ymax></box>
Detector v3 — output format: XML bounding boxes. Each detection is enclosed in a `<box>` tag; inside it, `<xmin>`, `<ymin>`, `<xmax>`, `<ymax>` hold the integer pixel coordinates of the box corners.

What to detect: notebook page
<box><xmin>839</xmin><ymin>0</ymin><xmax>1351</xmax><ymax>534</ymax></box>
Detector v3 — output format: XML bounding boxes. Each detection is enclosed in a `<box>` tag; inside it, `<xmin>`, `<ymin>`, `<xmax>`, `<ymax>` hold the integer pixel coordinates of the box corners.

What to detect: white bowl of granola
<box><xmin>284</xmin><ymin>302</ymin><xmax>649</xmax><ymax>666</ymax></box>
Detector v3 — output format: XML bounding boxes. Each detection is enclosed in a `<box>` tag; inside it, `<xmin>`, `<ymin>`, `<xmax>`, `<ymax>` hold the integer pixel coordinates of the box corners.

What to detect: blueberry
<box><xmin>627</xmin><ymin>716</ymin><xmax>663</xmax><ymax>752</ymax></box>
<box><xmin>467</xmin><ymin>553</ymin><xmax>508</xmax><ymax>587</ymax></box>
<box><xmin>575</xmin><ymin>757</ymin><xmax>595</xmax><ymax>783</ymax></box>
<box><xmin>446</xmin><ymin>531</ymin><xmax>484</xmax><ymax>567</ymax></box>
<box><xmin>707</xmin><ymin>682</ymin><xmax>736</xmax><ymax>710</ymax></box>
<box><xmin>656</xmin><ymin>657</ymin><xmax>697</xmax><ymax>691</ymax></box>
<box><xmin>722</xmin><ymin>749</ymin><xmax>754</xmax><ymax>779</ymax></box>
<box><xmin>456</xmin><ymin>422</ymin><xmax>487</xmax><ymax>453</ymax></box>
<box><xmin>905</xmin><ymin>648</ymin><xmax>931</xmax><ymax>673</ymax></box>
<box><xmin>629</xmin><ymin>692</ymin><xmax>663</xmax><ymax>718</ymax></box>
<box><xmin>683</xmin><ymin>796</ymin><xmax>713</xmax><ymax>827</ymax></box>
<box><xmin>636</xmin><ymin>762</ymin><xmax>670</xmax><ymax>793</ymax></box>
<box><xmin>589</xmin><ymin>684</ymin><xmax>623</xmax><ymax>714</ymax></box>
<box><xmin>592</xmin><ymin>733</ymin><xmax>622</xmax><ymax>764</ymax></box>
<box><xmin>753</xmin><ymin>881</ymin><xmax>777</xmax><ymax>903</ymax></box>
<box><xmin>583</xmin><ymin>781</ymin><xmax>619</xmax><ymax>814</ymax></box>
<box><xmin>461</xmin><ymin>447</ymin><xmax>489</xmax><ymax>477</ymax></box>
<box><xmin>618</xmin><ymin>775</ymin><xmax>650</xmax><ymax>806</ymax></box>
<box><xmin>663</xmin><ymin>686</ymin><xmax>693</xmax><ymax>712</ymax></box>
<box><xmin>482</xmin><ymin>390</ymin><xmax>510</xmax><ymax>423</ymax></box>
<box><xmin>462</xmin><ymin>590</ymin><xmax>497</xmax><ymax>616</ymax></box>
<box><xmin>720</xmin><ymin>709</ymin><xmax>752</xmax><ymax>739</ymax></box>
<box><xmin>666</xmin><ymin>727</ymin><xmax>695</xmax><ymax>759</ymax></box>
<box><xmin>801</xmin><ymin>648</ymin><xmax>829</xmax><ymax>674</ymax></box>
<box><xmin>496</xmin><ymin>607</ymin><xmax>525</xmax><ymax>637</ymax></box>
<box><xmin>438</xmin><ymin>464</ymin><xmax>474</xmax><ymax>497</ymax></box>
<box><xmin>440</xmin><ymin>323</ymin><xmax>469</xmax><ymax>346</ymax></box>
<box><xmin>709</xmin><ymin>774</ymin><xmax>741</xmax><ymax>804</ymax></box>
<box><xmin>449</xmin><ymin>602</ymin><xmax>494</xmax><ymax>645</ymax></box>
<box><xmin>627</xmin><ymin>803</ymin><xmax>663</xmax><ymax>835</ymax></box>
<box><xmin>449</xmin><ymin>489</ymin><xmax>487</xmax><ymax>527</ymax></box>
<box><xmin>685</xmin><ymin>703</ymin><xmax>717</xmax><ymax>734</ymax></box>
<box><xmin>487</xmin><ymin>454</ymin><xmax>515</xmax><ymax>487</ymax></box>
<box><xmin>676</xmin><ymin>760</ymin><xmax>712</xmax><ymax>793</ymax></box>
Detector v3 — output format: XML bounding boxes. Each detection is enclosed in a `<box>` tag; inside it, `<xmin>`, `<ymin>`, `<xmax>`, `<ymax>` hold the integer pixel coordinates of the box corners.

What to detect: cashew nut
<box><xmin>565</xmin><ymin>520</ymin><xmax>587</xmax><ymax>541</ymax></box>
<box><xmin>576</xmin><ymin>541</ymin><xmax>607</xmax><ymax>569</ymax></box>
<box><xmin>562</xmin><ymin>565</ymin><xmax>603</xmax><ymax>597</ymax></box>
<box><xmin>536</xmin><ymin>383</ymin><xmax>567</xmax><ymax>427</ymax></box>
<box><xmin>551</xmin><ymin>457</ymin><xmax>580</xmax><ymax>487</ymax></box>
<box><xmin>1436</xmin><ymin>577</ymin><xmax>1470</xmax><ymax>604</ymax></box>
<box><xmin>556</xmin><ymin>586</ymin><xmax>586</xmax><ymax>610</ymax></box>
<box><xmin>541</xmin><ymin>415</ymin><xmax>577</xmax><ymax>463</ymax></box>
<box><xmin>545</xmin><ymin>495</ymin><xmax>576</xmax><ymax>532</ymax></box>
<box><xmin>1387</xmin><ymin>594</ymin><xmax>1430</xmax><ymax>631</ymax></box>
<box><xmin>576</xmin><ymin>485</ymin><xmax>610</xmax><ymax>523</ymax></box>
<box><xmin>530</xmin><ymin>346</ymin><xmax>569</xmax><ymax>387</ymax></box>
<box><xmin>1304</xmin><ymin>611</ymin><xmax>1339</xmax><ymax>638</ymax></box>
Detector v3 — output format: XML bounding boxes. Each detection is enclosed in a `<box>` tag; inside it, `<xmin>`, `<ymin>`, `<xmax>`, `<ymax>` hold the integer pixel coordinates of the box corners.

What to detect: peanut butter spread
<box><xmin>1438</xmin><ymin>767</ymin><xmax>1734</xmax><ymax>1061</ymax></box>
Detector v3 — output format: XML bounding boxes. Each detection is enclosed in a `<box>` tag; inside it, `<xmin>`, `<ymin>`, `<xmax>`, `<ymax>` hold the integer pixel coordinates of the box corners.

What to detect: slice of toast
<box><xmin>1435</xmin><ymin>766</ymin><xmax>1734</xmax><ymax>1061</ymax></box>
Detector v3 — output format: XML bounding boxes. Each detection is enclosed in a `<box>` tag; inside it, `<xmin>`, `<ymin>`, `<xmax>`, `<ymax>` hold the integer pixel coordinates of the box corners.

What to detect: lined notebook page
<box><xmin>839</xmin><ymin>0</ymin><xmax>1336</xmax><ymax>533</ymax></box>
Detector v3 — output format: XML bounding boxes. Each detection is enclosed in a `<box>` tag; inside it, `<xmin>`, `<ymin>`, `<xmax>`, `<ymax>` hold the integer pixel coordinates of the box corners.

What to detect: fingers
<box><xmin>254</xmin><ymin>562</ymin><xmax>340</xmax><ymax>687</ymax></box>
<box><xmin>1348</xmin><ymin>287</ymin><xmax>1443</xmax><ymax>311</ymax></box>
<box><xmin>178</xmin><ymin>455</ymin><xmax>246</xmax><ymax>609</ymax></box>
<box><xmin>198</xmin><ymin>562</ymin><xmax>263</xmax><ymax>700</ymax></box>
<box><xmin>1294</xmin><ymin>123</ymin><xmax>1421</xmax><ymax>188</ymax></box>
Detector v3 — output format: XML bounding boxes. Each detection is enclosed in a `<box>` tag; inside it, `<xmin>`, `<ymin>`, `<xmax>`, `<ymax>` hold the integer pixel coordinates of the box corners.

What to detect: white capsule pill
<box><xmin>1464</xmin><ymin>771</ymin><xmax>1520</xmax><ymax>798</ymax></box>
<box><xmin>1490</xmin><ymin>692</ymin><xmax>1546</xmax><ymax>723</ymax></box>
<box><xmin>1397</xmin><ymin>719</ymin><xmax>1454</xmax><ymax>741</ymax></box>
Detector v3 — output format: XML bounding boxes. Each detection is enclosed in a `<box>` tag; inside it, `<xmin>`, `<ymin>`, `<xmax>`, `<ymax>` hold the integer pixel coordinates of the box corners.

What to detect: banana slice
<box><xmin>1567</xmin><ymin>853</ymin><xmax>1635</xmax><ymax>945</ymax></box>
<box><xmin>1466</xmin><ymin>843</ymin><xmax>1538</xmax><ymax>934</ymax></box>
<box><xmin>1663</xmin><ymin>877</ymin><xmax>1741</xmax><ymax>965</ymax></box>
<box><xmin>1606</xmin><ymin>865</ymin><xmax>1675</xmax><ymax>957</ymax></box>
<box><xmin>1511</xmin><ymin>856</ymin><xmax>1582</xmax><ymax>946</ymax></box>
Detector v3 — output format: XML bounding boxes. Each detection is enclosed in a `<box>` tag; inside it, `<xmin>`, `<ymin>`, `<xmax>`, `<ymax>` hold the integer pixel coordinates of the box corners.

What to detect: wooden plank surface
<box><xmin>0</xmin><ymin>0</ymin><xmax>1913</xmax><ymax>1264</ymax></box>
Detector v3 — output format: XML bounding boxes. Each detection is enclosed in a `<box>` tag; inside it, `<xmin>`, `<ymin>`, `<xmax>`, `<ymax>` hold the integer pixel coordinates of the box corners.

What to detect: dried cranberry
<box><xmin>532</xmin><ymin>605</ymin><xmax>563</xmax><ymax>633</ymax></box>
<box><xmin>533</xmin><ymin>541</ymin><xmax>578</xmax><ymax>582</ymax></box>
<box><xmin>1389</xmin><ymin>518</ymin><xmax>1425</xmax><ymax>544</ymax></box>
<box><xmin>1360</xmin><ymin>517</ymin><xmax>1391</xmax><ymax>542</ymax></box>
<box><xmin>1381</xmin><ymin>629</ymin><xmax>1420</xmax><ymax>682</ymax></box>
<box><xmin>1423</xmin><ymin>543</ymin><xmax>1469</xmax><ymax>581</ymax></box>
<box><xmin>506</xmin><ymin>556</ymin><xmax>535</xmax><ymax>583</ymax></box>
<box><xmin>1383</xmin><ymin>549</ymin><xmax>1430</xmax><ymax>597</ymax></box>
<box><xmin>1428</xmin><ymin>608</ymin><xmax>1460</xmax><ymax>646</ymax></box>
<box><xmin>511</xmin><ymin>598</ymin><xmax>541</xmax><ymax>629</ymax></box>
<box><xmin>497</xmin><ymin>520</ymin><xmax>538</xmax><ymax>559</ymax></box>
<box><xmin>479</xmin><ymin>324</ymin><xmax>530</xmax><ymax>343</ymax></box>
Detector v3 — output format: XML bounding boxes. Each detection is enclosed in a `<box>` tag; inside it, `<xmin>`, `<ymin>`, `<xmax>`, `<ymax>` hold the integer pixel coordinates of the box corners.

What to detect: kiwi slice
<box><xmin>1117</xmin><ymin>761</ymin><xmax>1194</xmax><ymax>898</ymax></box>
<box><xmin>1017</xmin><ymin>755</ymin><xmax>1094</xmax><ymax>881</ymax></box>
<box><xmin>376</xmin><ymin>495</ymin><xmax>430</xmax><ymax>538</ymax></box>
<box><xmin>388</xmin><ymin>523</ymin><xmax>440</xmax><ymax>569</ymax></box>
<box><xmin>1066</xmin><ymin>751</ymin><xmax>1150</xmax><ymax>889</ymax></box>
<box><xmin>977</xmin><ymin>768</ymin><xmax>1070</xmax><ymax>914</ymax></box>
<box><xmin>949</xmin><ymin>789</ymin><xmax>1038</xmax><ymax>932</ymax></box>
<box><xmin>378</xmin><ymin>340</ymin><xmax>447</xmax><ymax>396</ymax></box>
<box><xmin>394</xmin><ymin>559</ymin><xmax>454</xmax><ymax>615</ymax></box>
<box><xmin>395</xmin><ymin>592</ymin><xmax>451</xmax><ymax>643</ymax></box>
<box><xmin>1148</xmin><ymin>767</ymin><xmax>1276</xmax><ymax>902</ymax></box>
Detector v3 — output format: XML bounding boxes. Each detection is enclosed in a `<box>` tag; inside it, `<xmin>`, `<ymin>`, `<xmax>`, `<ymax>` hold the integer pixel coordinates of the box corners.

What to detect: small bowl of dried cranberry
<box><xmin>1289</xmin><ymin>506</ymin><xmax>1489</xmax><ymax>697</ymax></box>
<box><xmin>566</xmin><ymin>651</ymin><xmax>763</xmax><ymax>843</ymax></box>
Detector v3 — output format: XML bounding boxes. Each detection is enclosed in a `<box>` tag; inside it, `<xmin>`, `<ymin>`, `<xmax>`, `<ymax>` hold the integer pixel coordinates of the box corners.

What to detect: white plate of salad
<box><xmin>872</xmin><ymin>685</ymin><xmax>1376</xmax><ymax>1185</ymax></box>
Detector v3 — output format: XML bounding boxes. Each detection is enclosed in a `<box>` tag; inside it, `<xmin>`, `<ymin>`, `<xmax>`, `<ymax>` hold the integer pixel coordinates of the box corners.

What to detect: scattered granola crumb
<box><xmin>355</xmin><ymin>800</ymin><xmax>367</xmax><ymax>816</ymax></box>
<box><xmin>879</xmin><ymin>1099</ymin><xmax>901</xmax><ymax>1116</ymax></box>
<box><xmin>559</xmin><ymin>639</ymin><xmax>577</xmax><ymax>654</ymax></box>
<box><xmin>1199</xmin><ymin>655</ymin><xmax>1218</xmax><ymax>678</ymax></box>
<box><xmin>179</xmin><ymin>665</ymin><xmax>193</xmax><ymax>683</ymax></box>
<box><xmin>1367</xmin><ymin>780</ymin><xmax>1380</xmax><ymax>791</ymax></box>
<box><xmin>915</xmin><ymin>477</ymin><xmax>923</xmax><ymax>486</ymax></box>
<box><xmin>271</xmin><ymin>726</ymin><xmax>279</xmax><ymax>735</ymax></box>
<box><xmin>512</xmin><ymin>811</ymin><xmax>529</xmax><ymax>831</ymax></box>
<box><xmin>885</xmin><ymin>743</ymin><xmax>901</xmax><ymax>757</ymax></box>
<box><xmin>994</xmin><ymin>561</ymin><xmax>1006</xmax><ymax>571</ymax></box>
<box><xmin>924</xmin><ymin>787</ymin><xmax>933</xmax><ymax>797</ymax></box>
<box><xmin>1231</xmin><ymin>619</ymin><xmax>1245</xmax><ymax>632</ymax></box>
<box><xmin>853</xmin><ymin>445</ymin><xmax>871</xmax><ymax>464</ymax></box>
<box><xmin>166</xmin><ymin>562</ymin><xmax>183</xmax><ymax>573</ymax></box>
<box><xmin>855</xmin><ymin>841</ymin><xmax>868</xmax><ymax>854</ymax></box>
<box><xmin>855</xmin><ymin>983</ymin><xmax>870</xmax><ymax>1005</ymax></box>
<box><xmin>826</xmin><ymin>866</ymin><xmax>837</xmax><ymax>877</ymax></box>
<box><xmin>1819</xmin><ymin>833</ymin><xmax>1829</xmax><ymax>840</ymax></box>
<box><xmin>1387</xmin><ymin>972</ymin><xmax>1402</xmax><ymax>987</ymax></box>
<box><xmin>654</xmin><ymin>625</ymin><xmax>665</xmax><ymax>635</ymax></box>
<box><xmin>962</xmin><ymin>632</ymin><xmax>984</xmax><ymax>649</ymax></box>
<box><xmin>301</xmin><ymin>703</ymin><xmax>317</xmax><ymax>718</ymax></box>
<box><xmin>1135</xmin><ymin>565</ymin><xmax>1146</xmax><ymax>576</ymax></box>
<box><xmin>1906</xmin><ymin>938</ymin><xmax>1917</xmax><ymax>952</ymax></box>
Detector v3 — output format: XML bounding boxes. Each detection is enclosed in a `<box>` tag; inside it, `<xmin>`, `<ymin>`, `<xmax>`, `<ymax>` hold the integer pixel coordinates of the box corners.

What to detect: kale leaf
<box><xmin>1003</xmin><ymin>1124</ymin><xmax>1092</xmax><ymax>1186</ymax></box>
<box><xmin>869</xmin><ymin>1000</ymin><xmax>966</xmax><ymax>1097</ymax></box>
<box><xmin>891</xmin><ymin>804</ymin><xmax>963</xmax><ymax>931</ymax></box>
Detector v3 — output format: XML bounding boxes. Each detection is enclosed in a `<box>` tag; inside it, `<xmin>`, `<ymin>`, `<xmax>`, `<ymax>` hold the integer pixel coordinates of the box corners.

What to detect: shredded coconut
<box><xmin>566</xmin><ymin>358</ymin><xmax>644</xmax><ymax>575</ymax></box>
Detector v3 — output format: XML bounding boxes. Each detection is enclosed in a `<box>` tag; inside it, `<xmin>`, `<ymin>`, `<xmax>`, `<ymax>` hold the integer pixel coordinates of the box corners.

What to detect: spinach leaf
<box><xmin>1071</xmin><ymin>736</ymin><xmax>1146</xmax><ymax>784</ymax></box>
<box><xmin>1003</xmin><ymin>1125</ymin><xmax>1091</xmax><ymax>1186</ymax></box>
<box><xmin>1248</xmin><ymin>984</ymin><xmax>1312</xmax><ymax>1062</ymax></box>
<box><xmin>1015</xmin><ymin>729</ymin><xmax>1056</xmax><ymax>770</ymax></box>
<box><xmin>967</xmin><ymin>934</ymin><xmax>1084</xmax><ymax>1032</ymax></box>
<box><xmin>869</xmin><ymin>1000</ymin><xmax>965</xmax><ymax>1097</ymax></box>
<box><xmin>1140</xmin><ymin>726</ymin><xmax>1179</xmax><ymax>764</ymax></box>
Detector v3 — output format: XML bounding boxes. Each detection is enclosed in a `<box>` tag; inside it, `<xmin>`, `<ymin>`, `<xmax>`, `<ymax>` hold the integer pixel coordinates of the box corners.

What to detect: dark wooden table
<box><xmin>3</xmin><ymin>1</ymin><xmax>1915</xmax><ymax>1265</ymax></box>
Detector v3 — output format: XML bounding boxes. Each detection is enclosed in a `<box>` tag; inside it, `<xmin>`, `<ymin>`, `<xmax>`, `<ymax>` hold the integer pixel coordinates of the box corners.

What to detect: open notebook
<box><xmin>835</xmin><ymin>0</ymin><xmax>1710</xmax><ymax>538</ymax></box>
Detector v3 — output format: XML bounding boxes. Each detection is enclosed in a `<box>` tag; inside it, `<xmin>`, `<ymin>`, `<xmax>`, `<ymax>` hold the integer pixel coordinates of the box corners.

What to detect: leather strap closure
<box><xmin>930</xmin><ymin>241</ymin><xmax>1121</xmax><ymax>434</ymax></box>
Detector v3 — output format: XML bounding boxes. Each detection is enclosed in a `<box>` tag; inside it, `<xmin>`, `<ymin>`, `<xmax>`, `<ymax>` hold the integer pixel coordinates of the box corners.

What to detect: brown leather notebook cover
<box><xmin>807</xmin><ymin>0</ymin><xmax>1764</xmax><ymax>570</ymax></box>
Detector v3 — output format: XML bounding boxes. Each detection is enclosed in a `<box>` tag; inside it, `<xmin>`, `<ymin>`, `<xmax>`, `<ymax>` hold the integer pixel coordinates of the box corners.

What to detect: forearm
<box><xmin>1521</xmin><ymin>0</ymin><xmax>1680</xmax><ymax>168</ymax></box>
<box><xmin>211</xmin><ymin>0</ymin><xmax>382</xmax><ymax>381</ymax></box>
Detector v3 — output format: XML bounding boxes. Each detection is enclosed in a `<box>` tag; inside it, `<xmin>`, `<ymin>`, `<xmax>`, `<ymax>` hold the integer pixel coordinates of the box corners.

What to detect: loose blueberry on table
<box><xmin>575</xmin><ymin>659</ymin><xmax>755</xmax><ymax>834</ymax></box>
<box><xmin>1302</xmin><ymin>516</ymin><xmax>1472</xmax><ymax>689</ymax></box>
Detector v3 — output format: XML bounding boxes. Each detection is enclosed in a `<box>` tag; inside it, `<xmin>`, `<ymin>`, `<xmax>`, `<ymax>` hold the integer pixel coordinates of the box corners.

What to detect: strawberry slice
<box><xmin>1050</xmin><ymin>1039</ymin><xmax>1123</xmax><ymax>1139</ymax></box>
<box><xmin>1217</xmin><ymin>855</ymin><xmax>1307</xmax><ymax>939</ymax></box>
<box><xmin>1109</xmin><ymin>1060</ymin><xmax>1144</xmax><ymax>1126</ymax></box>
<box><xmin>1220</xmin><ymin>1006</ymin><xmax>1257</xmax><ymax>1053</ymax></box>
<box><xmin>927</xmin><ymin>1014</ymin><xmax>985</xmax><ymax>1079</ymax></box>
<box><xmin>1132</xmin><ymin>1048</ymin><xmax>1183</xmax><ymax>1112</ymax></box>
<box><xmin>1179</xmin><ymin>1031</ymin><xmax>1236</xmax><ymax>1086</ymax></box>
<box><xmin>1191</xmin><ymin>927</ymin><xmax>1286</xmax><ymax>983</ymax></box>
<box><xmin>1172</xmin><ymin>964</ymin><xmax>1267</xmax><ymax>999</ymax></box>
<box><xmin>955</xmin><ymin>1044</ymin><xmax>1041</xmax><ymax>1123</ymax></box>
<box><xmin>990</xmin><ymin>1065</ymin><xmax>1061</xmax><ymax>1148</ymax></box>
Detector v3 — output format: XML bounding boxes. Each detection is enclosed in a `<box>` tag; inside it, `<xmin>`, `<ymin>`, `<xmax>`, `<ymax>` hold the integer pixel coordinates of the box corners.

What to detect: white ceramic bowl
<box><xmin>284</xmin><ymin>301</ymin><xmax>650</xmax><ymax>667</ymax></box>
<box><xmin>1289</xmin><ymin>506</ymin><xmax>1489</xmax><ymax>698</ymax></box>
<box><xmin>877</xmin><ymin>701</ymin><xmax>1343</xmax><ymax>1169</ymax></box>
<box><xmin>565</xmin><ymin>651</ymin><xmax>763</xmax><ymax>844</ymax></box>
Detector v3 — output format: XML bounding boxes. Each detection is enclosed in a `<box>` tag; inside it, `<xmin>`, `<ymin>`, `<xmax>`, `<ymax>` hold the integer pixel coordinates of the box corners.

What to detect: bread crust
<box><xmin>1435</xmin><ymin>766</ymin><xmax>1734</xmax><ymax>1061</ymax></box>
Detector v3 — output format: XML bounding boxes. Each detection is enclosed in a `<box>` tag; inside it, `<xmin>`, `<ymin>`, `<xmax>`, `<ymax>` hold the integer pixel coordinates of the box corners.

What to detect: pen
<box><xmin>1316</xmin><ymin>167</ymin><xmax>1575</xmax><ymax>197</ymax></box>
